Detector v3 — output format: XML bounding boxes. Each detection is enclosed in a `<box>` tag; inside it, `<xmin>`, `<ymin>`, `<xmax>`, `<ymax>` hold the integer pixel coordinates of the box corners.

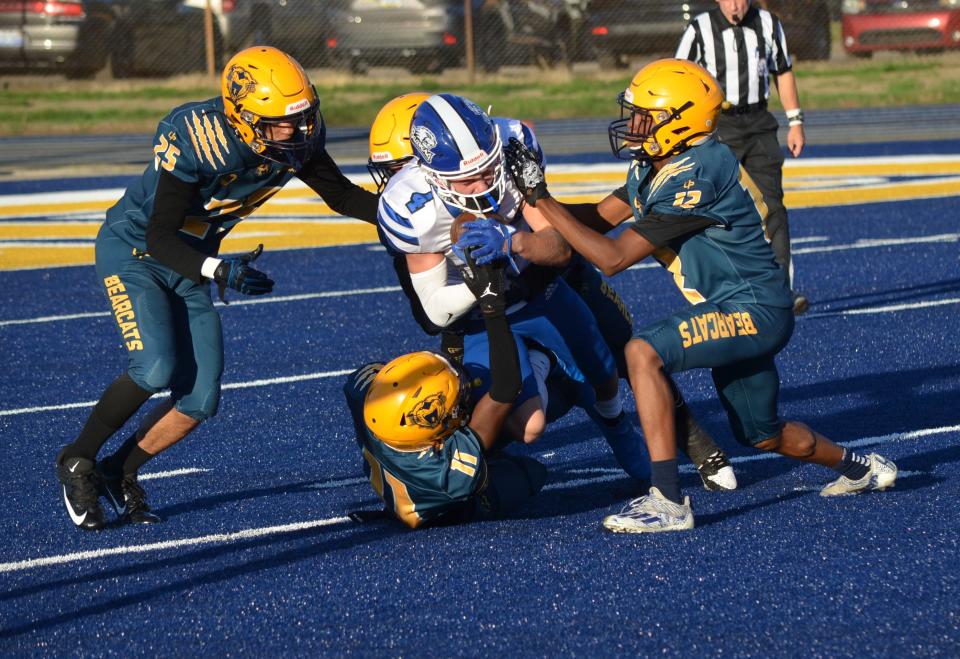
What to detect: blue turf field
<box><xmin>1</xmin><ymin>143</ymin><xmax>959</xmax><ymax>656</ymax></box>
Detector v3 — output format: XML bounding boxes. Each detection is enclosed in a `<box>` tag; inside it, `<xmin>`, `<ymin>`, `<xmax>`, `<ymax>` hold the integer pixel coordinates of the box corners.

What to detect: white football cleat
<box><xmin>820</xmin><ymin>453</ymin><xmax>897</xmax><ymax>497</ymax></box>
<box><xmin>602</xmin><ymin>487</ymin><xmax>694</xmax><ymax>533</ymax></box>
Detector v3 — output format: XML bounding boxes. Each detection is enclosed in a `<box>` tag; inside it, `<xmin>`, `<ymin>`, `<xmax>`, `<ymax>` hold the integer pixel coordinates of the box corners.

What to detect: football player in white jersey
<box><xmin>375</xmin><ymin>93</ymin><xmax>651</xmax><ymax>482</ymax></box>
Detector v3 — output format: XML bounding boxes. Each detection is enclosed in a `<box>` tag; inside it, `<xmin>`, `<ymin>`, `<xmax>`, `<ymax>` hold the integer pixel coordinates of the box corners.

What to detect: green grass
<box><xmin>1</xmin><ymin>51</ymin><xmax>958</xmax><ymax>136</ymax></box>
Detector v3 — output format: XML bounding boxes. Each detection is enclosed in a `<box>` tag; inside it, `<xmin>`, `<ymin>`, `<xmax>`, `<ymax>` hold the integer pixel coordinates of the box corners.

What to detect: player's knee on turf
<box><xmin>479</xmin><ymin>454</ymin><xmax>547</xmax><ymax>516</ymax></box>
<box><xmin>754</xmin><ymin>421</ymin><xmax>816</xmax><ymax>458</ymax></box>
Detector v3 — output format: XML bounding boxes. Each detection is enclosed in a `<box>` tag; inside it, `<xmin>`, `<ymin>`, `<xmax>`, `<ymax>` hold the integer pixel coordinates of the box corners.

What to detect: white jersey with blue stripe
<box><xmin>376</xmin><ymin>117</ymin><xmax>544</xmax><ymax>260</ymax></box>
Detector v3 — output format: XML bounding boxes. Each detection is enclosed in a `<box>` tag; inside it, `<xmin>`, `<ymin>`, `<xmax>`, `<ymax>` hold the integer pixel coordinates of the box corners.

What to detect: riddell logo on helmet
<box><xmin>370</xmin><ymin>151</ymin><xmax>392</xmax><ymax>162</ymax></box>
<box><xmin>285</xmin><ymin>99</ymin><xmax>311</xmax><ymax>115</ymax></box>
<box><xmin>460</xmin><ymin>151</ymin><xmax>488</xmax><ymax>168</ymax></box>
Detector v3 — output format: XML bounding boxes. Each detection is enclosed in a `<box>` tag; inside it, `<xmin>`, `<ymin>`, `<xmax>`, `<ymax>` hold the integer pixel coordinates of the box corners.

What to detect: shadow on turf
<box><xmin>0</xmin><ymin>522</ymin><xmax>395</xmax><ymax>639</ymax></box>
<box><xmin>808</xmin><ymin>277</ymin><xmax>960</xmax><ymax>312</ymax></box>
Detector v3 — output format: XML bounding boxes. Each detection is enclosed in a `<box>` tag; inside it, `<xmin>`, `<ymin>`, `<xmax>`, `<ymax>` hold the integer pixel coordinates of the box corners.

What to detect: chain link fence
<box><xmin>4</xmin><ymin>1</ymin><xmax>960</xmax><ymax>80</ymax></box>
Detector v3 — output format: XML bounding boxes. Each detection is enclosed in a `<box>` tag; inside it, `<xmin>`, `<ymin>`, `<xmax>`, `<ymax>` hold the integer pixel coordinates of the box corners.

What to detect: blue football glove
<box><xmin>453</xmin><ymin>218</ymin><xmax>519</xmax><ymax>273</ymax></box>
<box><xmin>213</xmin><ymin>243</ymin><xmax>274</xmax><ymax>303</ymax></box>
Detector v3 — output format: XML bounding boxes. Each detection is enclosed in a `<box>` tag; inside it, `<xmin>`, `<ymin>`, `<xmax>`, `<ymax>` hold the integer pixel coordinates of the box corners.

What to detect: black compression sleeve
<box><xmin>630</xmin><ymin>212</ymin><xmax>719</xmax><ymax>247</ymax></box>
<box><xmin>299</xmin><ymin>149</ymin><xmax>379</xmax><ymax>224</ymax></box>
<box><xmin>484</xmin><ymin>311</ymin><xmax>521</xmax><ymax>404</ymax></box>
<box><xmin>146</xmin><ymin>170</ymin><xmax>208</xmax><ymax>283</ymax></box>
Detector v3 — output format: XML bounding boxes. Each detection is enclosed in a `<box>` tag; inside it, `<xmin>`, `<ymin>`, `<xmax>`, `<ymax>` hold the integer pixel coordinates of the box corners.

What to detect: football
<box><xmin>450</xmin><ymin>212</ymin><xmax>479</xmax><ymax>244</ymax></box>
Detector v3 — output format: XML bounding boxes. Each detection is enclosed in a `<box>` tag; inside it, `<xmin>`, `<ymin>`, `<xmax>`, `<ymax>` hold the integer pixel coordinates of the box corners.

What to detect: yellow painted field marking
<box><xmin>2</xmin><ymin>159</ymin><xmax>958</xmax><ymax>271</ymax></box>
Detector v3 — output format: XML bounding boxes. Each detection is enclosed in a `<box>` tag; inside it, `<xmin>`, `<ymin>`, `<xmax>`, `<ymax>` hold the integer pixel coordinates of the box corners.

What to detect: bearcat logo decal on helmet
<box><xmin>226</xmin><ymin>65</ymin><xmax>257</xmax><ymax>105</ymax></box>
<box><xmin>406</xmin><ymin>392</ymin><xmax>447</xmax><ymax>430</ymax></box>
<box><xmin>411</xmin><ymin>124</ymin><xmax>438</xmax><ymax>164</ymax></box>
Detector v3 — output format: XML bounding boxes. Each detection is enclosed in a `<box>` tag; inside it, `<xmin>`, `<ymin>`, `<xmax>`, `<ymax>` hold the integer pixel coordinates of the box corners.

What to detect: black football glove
<box><xmin>503</xmin><ymin>137</ymin><xmax>550</xmax><ymax>207</ymax></box>
<box><xmin>459</xmin><ymin>250</ymin><xmax>507</xmax><ymax>317</ymax></box>
<box><xmin>213</xmin><ymin>243</ymin><xmax>274</xmax><ymax>303</ymax></box>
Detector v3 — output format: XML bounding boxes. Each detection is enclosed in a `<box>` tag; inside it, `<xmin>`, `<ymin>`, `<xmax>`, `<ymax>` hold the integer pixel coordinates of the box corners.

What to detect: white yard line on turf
<box><xmin>1</xmin><ymin>423</ymin><xmax>957</xmax><ymax>575</ymax></box>
<box><xmin>2</xmin><ymin>232</ymin><xmax>958</xmax><ymax>328</ymax></box>
<box><xmin>0</xmin><ymin>517</ymin><xmax>351</xmax><ymax>574</ymax></box>
<box><xmin>0</xmin><ymin>369</ymin><xmax>355</xmax><ymax>417</ymax></box>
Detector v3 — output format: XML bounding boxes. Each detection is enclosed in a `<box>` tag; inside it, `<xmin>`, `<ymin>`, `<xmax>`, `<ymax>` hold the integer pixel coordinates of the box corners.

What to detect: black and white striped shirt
<box><xmin>675</xmin><ymin>6</ymin><xmax>792</xmax><ymax>108</ymax></box>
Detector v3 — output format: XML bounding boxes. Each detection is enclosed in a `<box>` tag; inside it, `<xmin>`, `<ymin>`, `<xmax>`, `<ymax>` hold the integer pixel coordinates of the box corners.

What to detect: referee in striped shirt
<box><xmin>676</xmin><ymin>0</ymin><xmax>808</xmax><ymax>314</ymax></box>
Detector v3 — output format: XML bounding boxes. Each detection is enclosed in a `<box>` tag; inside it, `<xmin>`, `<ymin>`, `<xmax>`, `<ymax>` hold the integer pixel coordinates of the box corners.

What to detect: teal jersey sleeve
<box><xmin>151</xmin><ymin>117</ymin><xmax>201</xmax><ymax>185</ymax></box>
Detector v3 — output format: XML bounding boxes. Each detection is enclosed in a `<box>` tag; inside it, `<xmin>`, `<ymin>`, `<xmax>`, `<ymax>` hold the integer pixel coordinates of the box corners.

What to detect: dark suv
<box><xmin>586</xmin><ymin>0</ymin><xmax>831</xmax><ymax>68</ymax></box>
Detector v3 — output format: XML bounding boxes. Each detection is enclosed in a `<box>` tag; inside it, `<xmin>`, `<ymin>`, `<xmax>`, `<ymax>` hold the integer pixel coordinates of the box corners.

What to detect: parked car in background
<box><xmin>585</xmin><ymin>0</ymin><xmax>832</xmax><ymax>69</ymax></box>
<box><xmin>0</xmin><ymin>0</ymin><xmax>119</xmax><ymax>78</ymax></box>
<box><xmin>109</xmin><ymin>0</ymin><xmax>222</xmax><ymax>78</ymax></box>
<box><xmin>182</xmin><ymin>0</ymin><xmax>337</xmax><ymax>68</ymax></box>
<box><xmin>841</xmin><ymin>0</ymin><xmax>960</xmax><ymax>57</ymax></box>
<box><xmin>324</xmin><ymin>0</ymin><xmax>577</xmax><ymax>75</ymax></box>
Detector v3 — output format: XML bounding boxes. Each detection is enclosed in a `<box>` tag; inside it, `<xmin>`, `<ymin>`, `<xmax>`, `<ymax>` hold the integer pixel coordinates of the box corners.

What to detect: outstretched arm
<box><xmin>536</xmin><ymin>197</ymin><xmax>657</xmax><ymax>276</ymax></box>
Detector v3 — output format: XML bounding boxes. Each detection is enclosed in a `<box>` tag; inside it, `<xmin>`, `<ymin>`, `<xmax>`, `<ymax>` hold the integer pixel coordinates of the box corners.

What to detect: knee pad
<box><xmin>128</xmin><ymin>356</ymin><xmax>176</xmax><ymax>394</ymax></box>
<box><xmin>174</xmin><ymin>385</ymin><xmax>220</xmax><ymax>422</ymax></box>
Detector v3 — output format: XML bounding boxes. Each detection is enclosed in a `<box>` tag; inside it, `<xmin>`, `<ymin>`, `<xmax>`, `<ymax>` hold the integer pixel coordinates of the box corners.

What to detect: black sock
<box><xmin>103</xmin><ymin>434</ymin><xmax>155</xmax><ymax>477</ymax></box>
<box><xmin>650</xmin><ymin>459</ymin><xmax>682</xmax><ymax>504</ymax></box>
<box><xmin>61</xmin><ymin>374</ymin><xmax>152</xmax><ymax>462</ymax></box>
<box><xmin>834</xmin><ymin>448</ymin><xmax>870</xmax><ymax>480</ymax></box>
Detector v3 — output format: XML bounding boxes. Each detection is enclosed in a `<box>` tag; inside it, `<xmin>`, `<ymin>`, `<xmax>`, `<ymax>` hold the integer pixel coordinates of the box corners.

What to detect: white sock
<box><xmin>528</xmin><ymin>350</ymin><xmax>551</xmax><ymax>414</ymax></box>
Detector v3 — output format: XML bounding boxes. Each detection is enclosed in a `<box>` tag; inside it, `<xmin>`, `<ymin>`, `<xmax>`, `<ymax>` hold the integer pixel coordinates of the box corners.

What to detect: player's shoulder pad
<box><xmin>494</xmin><ymin>116</ymin><xmax>545</xmax><ymax>167</ymax></box>
<box><xmin>645</xmin><ymin>148</ymin><xmax>718</xmax><ymax>215</ymax></box>
<box><xmin>377</xmin><ymin>164</ymin><xmax>438</xmax><ymax>253</ymax></box>
<box><xmin>162</xmin><ymin>98</ymin><xmax>238</xmax><ymax>176</ymax></box>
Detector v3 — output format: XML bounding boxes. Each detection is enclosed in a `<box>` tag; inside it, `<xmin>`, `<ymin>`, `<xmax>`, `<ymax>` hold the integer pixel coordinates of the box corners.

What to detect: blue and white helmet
<box><xmin>409</xmin><ymin>93</ymin><xmax>505</xmax><ymax>214</ymax></box>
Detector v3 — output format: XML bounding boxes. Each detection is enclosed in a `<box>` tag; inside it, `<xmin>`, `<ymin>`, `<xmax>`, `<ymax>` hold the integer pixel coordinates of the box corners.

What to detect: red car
<box><xmin>842</xmin><ymin>0</ymin><xmax>960</xmax><ymax>57</ymax></box>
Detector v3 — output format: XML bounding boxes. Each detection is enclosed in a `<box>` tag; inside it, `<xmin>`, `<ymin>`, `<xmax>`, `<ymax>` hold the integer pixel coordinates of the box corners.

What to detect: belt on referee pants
<box><xmin>722</xmin><ymin>102</ymin><xmax>767</xmax><ymax>115</ymax></box>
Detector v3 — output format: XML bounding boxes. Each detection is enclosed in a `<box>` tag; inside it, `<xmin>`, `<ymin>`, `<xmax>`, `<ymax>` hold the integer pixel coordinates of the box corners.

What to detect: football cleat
<box><xmin>602</xmin><ymin>487</ymin><xmax>694</xmax><ymax>533</ymax></box>
<box><xmin>56</xmin><ymin>450</ymin><xmax>106</xmax><ymax>531</ymax></box>
<box><xmin>695</xmin><ymin>450</ymin><xmax>738</xmax><ymax>491</ymax></box>
<box><xmin>98</xmin><ymin>467</ymin><xmax>161</xmax><ymax>524</ymax></box>
<box><xmin>820</xmin><ymin>453</ymin><xmax>897</xmax><ymax>497</ymax></box>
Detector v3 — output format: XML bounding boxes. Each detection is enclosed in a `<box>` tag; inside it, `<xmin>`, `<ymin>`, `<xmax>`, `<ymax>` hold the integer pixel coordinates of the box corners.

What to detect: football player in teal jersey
<box><xmin>344</xmin><ymin>253</ymin><xmax>547</xmax><ymax>528</ymax></box>
<box><xmin>502</xmin><ymin>59</ymin><xmax>898</xmax><ymax>533</ymax></box>
<box><xmin>55</xmin><ymin>46</ymin><xmax>380</xmax><ymax>530</ymax></box>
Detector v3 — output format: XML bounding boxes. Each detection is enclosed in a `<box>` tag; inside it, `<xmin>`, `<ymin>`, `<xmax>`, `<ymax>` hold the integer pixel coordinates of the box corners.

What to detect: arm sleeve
<box><xmin>299</xmin><ymin>149</ymin><xmax>379</xmax><ymax>224</ymax></box>
<box><xmin>630</xmin><ymin>212</ymin><xmax>719</xmax><ymax>248</ymax></box>
<box><xmin>611</xmin><ymin>185</ymin><xmax>629</xmax><ymax>204</ymax></box>
<box><xmin>145</xmin><ymin>169</ymin><xmax>209</xmax><ymax>283</ymax></box>
<box><xmin>409</xmin><ymin>259</ymin><xmax>477</xmax><ymax>328</ymax></box>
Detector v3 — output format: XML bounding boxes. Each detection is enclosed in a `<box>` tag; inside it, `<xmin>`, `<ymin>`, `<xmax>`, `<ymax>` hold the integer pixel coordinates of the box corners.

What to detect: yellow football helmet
<box><xmin>367</xmin><ymin>92</ymin><xmax>431</xmax><ymax>193</ymax></box>
<box><xmin>363</xmin><ymin>351</ymin><xmax>470</xmax><ymax>451</ymax></box>
<box><xmin>608</xmin><ymin>58</ymin><xmax>726</xmax><ymax>162</ymax></box>
<box><xmin>221</xmin><ymin>46</ymin><xmax>323</xmax><ymax>168</ymax></box>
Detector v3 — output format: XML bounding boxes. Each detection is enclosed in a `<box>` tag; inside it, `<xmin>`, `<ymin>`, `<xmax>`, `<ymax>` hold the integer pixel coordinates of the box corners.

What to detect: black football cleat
<box><xmin>97</xmin><ymin>466</ymin><xmax>161</xmax><ymax>524</ymax></box>
<box><xmin>56</xmin><ymin>450</ymin><xmax>107</xmax><ymax>531</ymax></box>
